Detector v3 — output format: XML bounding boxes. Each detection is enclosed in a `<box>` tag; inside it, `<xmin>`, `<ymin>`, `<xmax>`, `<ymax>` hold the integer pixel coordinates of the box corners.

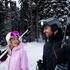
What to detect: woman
<box><xmin>0</xmin><ymin>31</ymin><xmax>29</xmax><ymax>70</ymax></box>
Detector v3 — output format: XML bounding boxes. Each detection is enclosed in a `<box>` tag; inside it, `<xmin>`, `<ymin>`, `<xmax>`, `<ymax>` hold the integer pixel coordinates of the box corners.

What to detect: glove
<box><xmin>0</xmin><ymin>49</ymin><xmax>8</xmax><ymax>62</ymax></box>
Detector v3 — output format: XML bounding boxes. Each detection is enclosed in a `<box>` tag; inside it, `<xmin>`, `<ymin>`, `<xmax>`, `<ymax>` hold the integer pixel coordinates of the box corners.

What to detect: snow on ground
<box><xmin>24</xmin><ymin>42</ymin><xmax>44</xmax><ymax>70</ymax></box>
<box><xmin>0</xmin><ymin>42</ymin><xmax>44</xmax><ymax>70</ymax></box>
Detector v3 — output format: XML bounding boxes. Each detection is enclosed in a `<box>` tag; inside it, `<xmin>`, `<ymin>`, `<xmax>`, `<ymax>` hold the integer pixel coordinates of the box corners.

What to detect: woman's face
<box><xmin>9</xmin><ymin>37</ymin><xmax>20</xmax><ymax>48</ymax></box>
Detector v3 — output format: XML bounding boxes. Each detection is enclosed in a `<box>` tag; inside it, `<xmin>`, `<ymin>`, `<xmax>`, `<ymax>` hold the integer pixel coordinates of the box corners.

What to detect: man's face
<box><xmin>43</xmin><ymin>26</ymin><xmax>53</xmax><ymax>38</ymax></box>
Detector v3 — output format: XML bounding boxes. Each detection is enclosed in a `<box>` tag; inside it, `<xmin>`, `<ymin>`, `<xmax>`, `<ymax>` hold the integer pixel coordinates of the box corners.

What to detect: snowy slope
<box><xmin>24</xmin><ymin>42</ymin><xmax>44</xmax><ymax>70</ymax></box>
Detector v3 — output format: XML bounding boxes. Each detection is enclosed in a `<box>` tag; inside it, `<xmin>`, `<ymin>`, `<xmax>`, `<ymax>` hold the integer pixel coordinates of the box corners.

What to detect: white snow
<box><xmin>0</xmin><ymin>42</ymin><xmax>44</xmax><ymax>70</ymax></box>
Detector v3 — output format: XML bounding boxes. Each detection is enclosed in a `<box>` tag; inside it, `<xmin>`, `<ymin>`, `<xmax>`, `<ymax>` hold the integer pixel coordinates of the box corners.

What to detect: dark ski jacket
<box><xmin>43</xmin><ymin>28</ymin><xmax>63</xmax><ymax>70</ymax></box>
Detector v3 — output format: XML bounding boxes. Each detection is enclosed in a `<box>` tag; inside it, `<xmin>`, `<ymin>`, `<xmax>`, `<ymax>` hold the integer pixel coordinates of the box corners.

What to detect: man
<box><xmin>43</xmin><ymin>23</ymin><xmax>63</xmax><ymax>70</ymax></box>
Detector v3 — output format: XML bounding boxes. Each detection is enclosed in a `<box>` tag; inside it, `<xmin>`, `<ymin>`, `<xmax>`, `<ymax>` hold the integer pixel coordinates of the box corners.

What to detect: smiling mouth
<box><xmin>15</xmin><ymin>42</ymin><xmax>19</xmax><ymax>45</ymax></box>
<box><xmin>45</xmin><ymin>33</ymin><xmax>48</xmax><ymax>35</ymax></box>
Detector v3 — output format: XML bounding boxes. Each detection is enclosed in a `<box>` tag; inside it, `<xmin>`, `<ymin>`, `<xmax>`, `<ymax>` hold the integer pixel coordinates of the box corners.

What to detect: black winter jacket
<box><xmin>43</xmin><ymin>28</ymin><xmax>63</xmax><ymax>70</ymax></box>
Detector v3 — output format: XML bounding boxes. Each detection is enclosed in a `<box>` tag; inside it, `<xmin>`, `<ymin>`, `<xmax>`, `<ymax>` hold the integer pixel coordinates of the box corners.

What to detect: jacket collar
<box><xmin>8</xmin><ymin>42</ymin><xmax>23</xmax><ymax>55</ymax></box>
<box><xmin>12</xmin><ymin>42</ymin><xmax>22</xmax><ymax>51</ymax></box>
